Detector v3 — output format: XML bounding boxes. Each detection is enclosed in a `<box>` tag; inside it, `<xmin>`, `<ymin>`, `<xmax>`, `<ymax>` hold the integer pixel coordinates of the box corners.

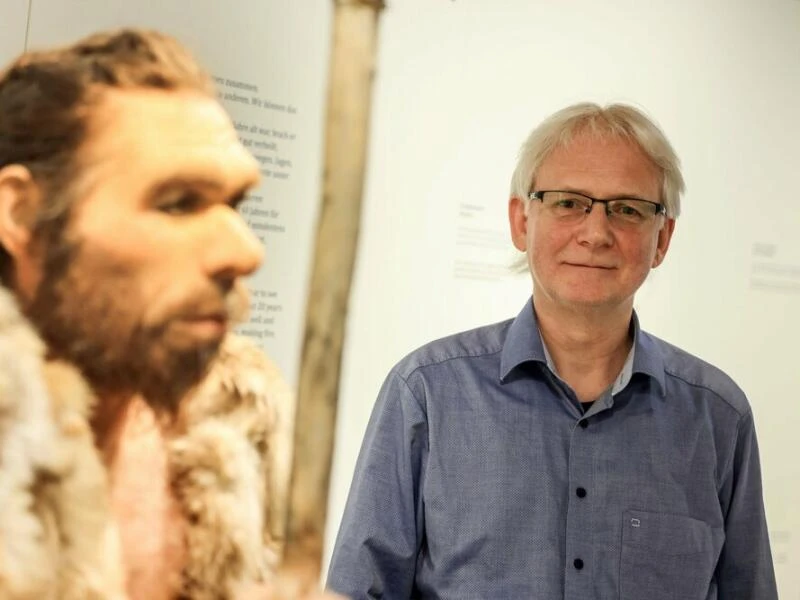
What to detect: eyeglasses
<box><xmin>528</xmin><ymin>190</ymin><xmax>666</xmax><ymax>228</ymax></box>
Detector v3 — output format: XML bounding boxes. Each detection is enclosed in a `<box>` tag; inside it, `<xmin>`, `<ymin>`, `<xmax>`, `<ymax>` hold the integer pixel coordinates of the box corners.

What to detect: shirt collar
<box><xmin>499</xmin><ymin>298</ymin><xmax>548</xmax><ymax>381</ymax></box>
<box><xmin>610</xmin><ymin>340</ymin><xmax>635</xmax><ymax>395</ymax></box>
<box><xmin>630</xmin><ymin>311</ymin><xmax>666</xmax><ymax>395</ymax></box>
<box><xmin>499</xmin><ymin>298</ymin><xmax>666</xmax><ymax>395</ymax></box>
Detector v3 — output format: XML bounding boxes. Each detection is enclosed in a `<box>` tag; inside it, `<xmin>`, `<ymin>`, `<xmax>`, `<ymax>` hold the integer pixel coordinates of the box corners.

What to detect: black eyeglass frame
<box><xmin>528</xmin><ymin>190</ymin><xmax>667</xmax><ymax>217</ymax></box>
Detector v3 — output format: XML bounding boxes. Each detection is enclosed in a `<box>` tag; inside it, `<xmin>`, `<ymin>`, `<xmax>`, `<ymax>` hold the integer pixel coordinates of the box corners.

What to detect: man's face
<box><xmin>509</xmin><ymin>132</ymin><xmax>675</xmax><ymax>315</ymax></box>
<box><xmin>23</xmin><ymin>88</ymin><xmax>263</xmax><ymax>410</ymax></box>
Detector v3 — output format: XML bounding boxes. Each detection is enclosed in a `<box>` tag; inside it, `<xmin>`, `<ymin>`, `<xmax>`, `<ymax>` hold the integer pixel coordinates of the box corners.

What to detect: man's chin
<box><xmin>83</xmin><ymin>337</ymin><xmax>223</xmax><ymax>416</ymax></box>
<box><xmin>149</xmin><ymin>341</ymin><xmax>222</xmax><ymax>402</ymax></box>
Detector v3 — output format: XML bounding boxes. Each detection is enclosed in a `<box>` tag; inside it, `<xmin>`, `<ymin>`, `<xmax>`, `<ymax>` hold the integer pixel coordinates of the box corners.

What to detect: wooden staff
<box><xmin>279</xmin><ymin>0</ymin><xmax>386</xmax><ymax>593</ymax></box>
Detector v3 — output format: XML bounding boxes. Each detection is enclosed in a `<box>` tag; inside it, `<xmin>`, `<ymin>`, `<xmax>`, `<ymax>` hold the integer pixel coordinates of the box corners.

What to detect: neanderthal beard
<box><xmin>22</xmin><ymin>217</ymin><xmax>249</xmax><ymax>414</ymax></box>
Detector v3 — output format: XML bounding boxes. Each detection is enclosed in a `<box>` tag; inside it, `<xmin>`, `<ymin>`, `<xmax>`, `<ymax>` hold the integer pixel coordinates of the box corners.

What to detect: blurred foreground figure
<box><xmin>0</xmin><ymin>29</ymin><xmax>339</xmax><ymax>600</ymax></box>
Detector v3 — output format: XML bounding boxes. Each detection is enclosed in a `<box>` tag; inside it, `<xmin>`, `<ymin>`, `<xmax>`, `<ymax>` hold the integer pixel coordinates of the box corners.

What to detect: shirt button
<box><xmin>576</xmin><ymin>487</ymin><xmax>587</xmax><ymax>498</ymax></box>
<box><xmin>574</xmin><ymin>558</ymin><xmax>584</xmax><ymax>570</ymax></box>
<box><xmin>579</xmin><ymin>420</ymin><xmax>588</xmax><ymax>429</ymax></box>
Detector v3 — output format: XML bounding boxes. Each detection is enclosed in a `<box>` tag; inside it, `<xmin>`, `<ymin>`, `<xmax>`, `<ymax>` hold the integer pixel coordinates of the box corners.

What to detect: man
<box><xmin>327</xmin><ymin>103</ymin><xmax>777</xmax><ymax>599</ymax></box>
<box><xmin>0</xmin><ymin>30</ymin><xmax>338</xmax><ymax>600</ymax></box>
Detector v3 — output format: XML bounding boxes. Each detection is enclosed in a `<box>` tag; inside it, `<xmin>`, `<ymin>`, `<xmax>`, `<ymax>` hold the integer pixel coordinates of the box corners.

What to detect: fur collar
<box><xmin>0</xmin><ymin>287</ymin><xmax>293</xmax><ymax>599</ymax></box>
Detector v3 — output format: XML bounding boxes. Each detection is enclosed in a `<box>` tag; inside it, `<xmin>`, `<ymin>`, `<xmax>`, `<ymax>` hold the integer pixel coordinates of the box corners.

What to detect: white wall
<box><xmin>327</xmin><ymin>1</ymin><xmax>800</xmax><ymax>596</ymax></box>
<box><xmin>0</xmin><ymin>0</ymin><xmax>30</xmax><ymax>62</ymax></box>
<box><xmin>4</xmin><ymin>1</ymin><xmax>798</xmax><ymax>595</ymax></box>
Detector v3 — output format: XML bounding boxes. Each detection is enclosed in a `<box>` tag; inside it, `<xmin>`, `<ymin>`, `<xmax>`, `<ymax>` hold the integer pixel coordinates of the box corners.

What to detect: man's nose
<box><xmin>202</xmin><ymin>206</ymin><xmax>264</xmax><ymax>279</ymax></box>
<box><xmin>576</xmin><ymin>202</ymin><xmax>614</xmax><ymax>246</ymax></box>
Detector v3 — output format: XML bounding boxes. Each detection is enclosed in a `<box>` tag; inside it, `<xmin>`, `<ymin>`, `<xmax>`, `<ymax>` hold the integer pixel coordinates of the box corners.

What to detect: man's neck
<box><xmin>90</xmin><ymin>392</ymin><xmax>172</xmax><ymax>468</ymax></box>
<box><xmin>534</xmin><ymin>298</ymin><xmax>633</xmax><ymax>402</ymax></box>
<box><xmin>92</xmin><ymin>393</ymin><xmax>187</xmax><ymax>600</ymax></box>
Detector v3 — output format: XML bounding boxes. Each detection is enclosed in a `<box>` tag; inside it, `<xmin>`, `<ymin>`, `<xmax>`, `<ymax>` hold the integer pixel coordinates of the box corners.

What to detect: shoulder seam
<box><xmin>662</xmin><ymin>367</ymin><xmax>748</xmax><ymax>418</ymax></box>
<box><xmin>717</xmin><ymin>409</ymin><xmax>752</xmax><ymax>493</ymax></box>
<box><xmin>399</xmin><ymin>346</ymin><xmax>504</xmax><ymax>382</ymax></box>
<box><xmin>394</xmin><ymin>369</ymin><xmax>427</xmax><ymax>415</ymax></box>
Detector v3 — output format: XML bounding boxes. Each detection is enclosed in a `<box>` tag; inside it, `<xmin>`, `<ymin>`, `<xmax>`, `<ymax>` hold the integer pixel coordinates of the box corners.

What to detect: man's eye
<box><xmin>612</xmin><ymin>202</ymin><xmax>644</xmax><ymax>217</ymax></box>
<box><xmin>158</xmin><ymin>193</ymin><xmax>203</xmax><ymax>215</ymax></box>
<box><xmin>554</xmin><ymin>197</ymin><xmax>586</xmax><ymax>210</ymax></box>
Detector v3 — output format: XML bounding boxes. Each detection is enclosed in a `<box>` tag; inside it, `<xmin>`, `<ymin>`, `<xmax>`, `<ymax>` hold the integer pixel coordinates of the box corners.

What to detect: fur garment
<box><xmin>0</xmin><ymin>286</ymin><xmax>294</xmax><ymax>599</ymax></box>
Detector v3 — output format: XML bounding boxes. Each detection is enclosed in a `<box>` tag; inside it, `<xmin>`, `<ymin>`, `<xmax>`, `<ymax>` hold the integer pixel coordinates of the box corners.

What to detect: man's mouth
<box><xmin>180</xmin><ymin>314</ymin><xmax>229</xmax><ymax>339</ymax></box>
<box><xmin>564</xmin><ymin>262</ymin><xmax>616</xmax><ymax>270</ymax></box>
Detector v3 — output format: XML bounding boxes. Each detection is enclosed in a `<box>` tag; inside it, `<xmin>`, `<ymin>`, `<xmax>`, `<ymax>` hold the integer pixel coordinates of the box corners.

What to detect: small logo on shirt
<box><xmin>630</xmin><ymin>518</ymin><xmax>641</xmax><ymax>528</ymax></box>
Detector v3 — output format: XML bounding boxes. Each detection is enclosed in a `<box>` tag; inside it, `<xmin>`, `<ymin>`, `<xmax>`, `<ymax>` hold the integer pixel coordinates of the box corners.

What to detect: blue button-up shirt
<box><xmin>327</xmin><ymin>299</ymin><xmax>777</xmax><ymax>599</ymax></box>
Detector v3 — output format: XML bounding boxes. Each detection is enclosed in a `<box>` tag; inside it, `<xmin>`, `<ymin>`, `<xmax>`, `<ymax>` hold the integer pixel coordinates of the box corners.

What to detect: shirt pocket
<box><xmin>619</xmin><ymin>509</ymin><xmax>715</xmax><ymax>600</ymax></box>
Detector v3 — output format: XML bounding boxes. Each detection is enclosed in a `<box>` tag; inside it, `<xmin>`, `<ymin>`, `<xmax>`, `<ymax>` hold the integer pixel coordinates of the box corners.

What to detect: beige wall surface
<box><xmin>0</xmin><ymin>0</ymin><xmax>29</xmax><ymax>65</ymax></box>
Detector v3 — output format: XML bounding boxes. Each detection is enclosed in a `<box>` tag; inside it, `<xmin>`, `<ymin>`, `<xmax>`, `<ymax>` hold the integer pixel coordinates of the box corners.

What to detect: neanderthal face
<box><xmin>22</xmin><ymin>88</ymin><xmax>263</xmax><ymax>410</ymax></box>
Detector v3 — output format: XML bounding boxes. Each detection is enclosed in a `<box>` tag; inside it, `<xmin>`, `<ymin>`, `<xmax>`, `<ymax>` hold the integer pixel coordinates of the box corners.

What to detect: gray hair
<box><xmin>509</xmin><ymin>102</ymin><xmax>685</xmax><ymax>218</ymax></box>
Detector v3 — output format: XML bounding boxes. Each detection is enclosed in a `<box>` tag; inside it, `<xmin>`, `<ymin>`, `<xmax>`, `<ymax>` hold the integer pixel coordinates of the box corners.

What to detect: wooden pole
<box><xmin>279</xmin><ymin>0</ymin><xmax>385</xmax><ymax>593</ymax></box>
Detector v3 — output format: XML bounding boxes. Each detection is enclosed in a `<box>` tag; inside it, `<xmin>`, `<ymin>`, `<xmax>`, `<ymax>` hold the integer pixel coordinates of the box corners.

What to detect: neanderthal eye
<box><xmin>157</xmin><ymin>192</ymin><xmax>204</xmax><ymax>215</ymax></box>
<box><xmin>228</xmin><ymin>192</ymin><xmax>247</xmax><ymax>210</ymax></box>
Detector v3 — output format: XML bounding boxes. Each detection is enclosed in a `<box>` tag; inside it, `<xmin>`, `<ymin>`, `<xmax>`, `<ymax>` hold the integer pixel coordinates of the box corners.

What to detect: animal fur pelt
<box><xmin>0</xmin><ymin>286</ymin><xmax>294</xmax><ymax>599</ymax></box>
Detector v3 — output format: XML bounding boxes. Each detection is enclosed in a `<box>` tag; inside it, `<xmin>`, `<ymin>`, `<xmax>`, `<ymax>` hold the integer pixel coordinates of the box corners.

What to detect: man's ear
<box><xmin>652</xmin><ymin>217</ymin><xmax>676</xmax><ymax>268</ymax></box>
<box><xmin>509</xmin><ymin>195</ymin><xmax>529</xmax><ymax>252</ymax></box>
<box><xmin>0</xmin><ymin>164</ymin><xmax>40</xmax><ymax>258</ymax></box>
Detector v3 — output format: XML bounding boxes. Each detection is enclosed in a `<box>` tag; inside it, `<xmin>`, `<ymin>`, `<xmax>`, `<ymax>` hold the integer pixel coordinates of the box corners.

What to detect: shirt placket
<box><xmin>563</xmin><ymin>400</ymin><xmax>602</xmax><ymax>599</ymax></box>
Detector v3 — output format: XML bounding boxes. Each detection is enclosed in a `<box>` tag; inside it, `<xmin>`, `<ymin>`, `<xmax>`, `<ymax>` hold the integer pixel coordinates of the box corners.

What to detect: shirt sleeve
<box><xmin>326</xmin><ymin>369</ymin><xmax>428</xmax><ymax>600</ymax></box>
<box><xmin>716</xmin><ymin>410</ymin><xmax>778</xmax><ymax>599</ymax></box>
